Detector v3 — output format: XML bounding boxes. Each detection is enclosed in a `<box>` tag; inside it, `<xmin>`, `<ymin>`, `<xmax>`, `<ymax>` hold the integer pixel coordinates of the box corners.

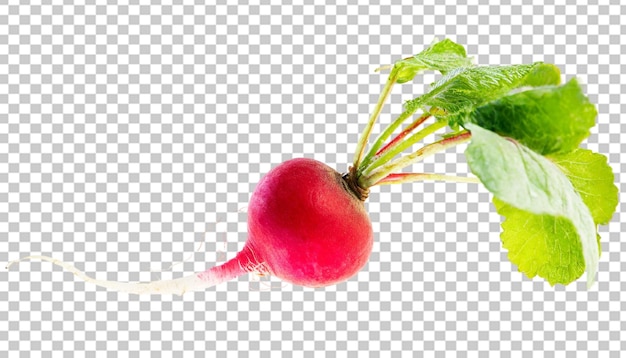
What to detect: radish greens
<box><xmin>352</xmin><ymin>38</ymin><xmax>617</xmax><ymax>287</ymax></box>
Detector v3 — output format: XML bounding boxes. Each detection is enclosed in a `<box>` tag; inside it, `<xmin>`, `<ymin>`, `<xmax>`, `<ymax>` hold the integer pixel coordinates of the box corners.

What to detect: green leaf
<box><xmin>393</xmin><ymin>38</ymin><xmax>473</xmax><ymax>84</ymax></box>
<box><xmin>522</xmin><ymin>62</ymin><xmax>563</xmax><ymax>87</ymax></box>
<box><xmin>465</xmin><ymin>124</ymin><xmax>598</xmax><ymax>287</ymax></box>
<box><xmin>469</xmin><ymin>79</ymin><xmax>597</xmax><ymax>155</ymax></box>
<box><xmin>405</xmin><ymin>62</ymin><xmax>561</xmax><ymax>127</ymax></box>
<box><xmin>549</xmin><ymin>148</ymin><xmax>618</xmax><ymax>225</ymax></box>
<box><xmin>493</xmin><ymin>199</ymin><xmax>586</xmax><ymax>286</ymax></box>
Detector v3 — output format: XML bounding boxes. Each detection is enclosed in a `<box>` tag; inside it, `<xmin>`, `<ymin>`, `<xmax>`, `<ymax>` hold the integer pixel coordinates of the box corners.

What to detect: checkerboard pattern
<box><xmin>1</xmin><ymin>1</ymin><xmax>624</xmax><ymax>356</ymax></box>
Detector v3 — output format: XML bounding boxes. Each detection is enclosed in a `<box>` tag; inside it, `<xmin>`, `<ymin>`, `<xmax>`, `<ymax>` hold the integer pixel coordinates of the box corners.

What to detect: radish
<box><xmin>8</xmin><ymin>39</ymin><xmax>617</xmax><ymax>293</ymax></box>
<box><xmin>8</xmin><ymin>158</ymin><xmax>374</xmax><ymax>295</ymax></box>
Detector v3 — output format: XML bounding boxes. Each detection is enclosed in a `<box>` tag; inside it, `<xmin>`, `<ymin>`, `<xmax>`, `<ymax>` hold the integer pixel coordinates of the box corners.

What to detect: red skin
<box><xmin>243</xmin><ymin>158</ymin><xmax>374</xmax><ymax>287</ymax></box>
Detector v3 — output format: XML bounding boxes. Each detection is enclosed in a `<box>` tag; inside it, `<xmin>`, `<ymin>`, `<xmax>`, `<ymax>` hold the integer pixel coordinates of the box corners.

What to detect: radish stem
<box><xmin>373</xmin><ymin>172</ymin><xmax>480</xmax><ymax>186</ymax></box>
<box><xmin>374</xmin><ymin>64</ymin><xmax>393</xmax><ymax>72</ymax></box>
<box><xmin>359</xmin><ymin>108</ymin><xmax>419</xmax><ymax>171</ymax></box>
<box><xmin>375</xmin><ymin>114</ymin><xmax>432</xmax><ymax>156</ymax></box>
<box><xmin>361</xmin><ymin>130</ymin><xmax>472</xmax><ymax>187</ymax></box>
<box><xmin>361</xmin><ymin>120</ymin><xmax>447</xmax><ymax>177</ymax></box>
<box><xmin>352</xmin><ymin>70</ymin><xmax>398</xmax><ymax>169</ymax></box>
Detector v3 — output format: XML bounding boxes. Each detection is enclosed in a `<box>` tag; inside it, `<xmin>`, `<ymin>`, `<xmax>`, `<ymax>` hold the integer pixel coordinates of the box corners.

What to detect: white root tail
<box><xmin>7</xmin><ymin>254</ymin><xmax>249</xmax><ymax>296</ymax></box>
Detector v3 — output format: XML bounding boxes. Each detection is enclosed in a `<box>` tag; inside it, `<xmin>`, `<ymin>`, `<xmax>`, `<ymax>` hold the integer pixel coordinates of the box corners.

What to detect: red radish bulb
<box><xmin>245</xmin><ymin>158</ymin><xmax>373</xmax><ymax>287</ymax></box>
<box><xmin>8</xmin><ymin>158</ymin><xmax>374</xmax><ymax>295</ymax></box>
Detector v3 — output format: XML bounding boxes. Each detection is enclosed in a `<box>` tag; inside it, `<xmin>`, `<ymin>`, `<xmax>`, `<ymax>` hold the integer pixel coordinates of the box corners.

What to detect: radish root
<box><xmin>7</xmin><ymin>254</ymin><xmax>249</xmax><ymax>296</ymax></box>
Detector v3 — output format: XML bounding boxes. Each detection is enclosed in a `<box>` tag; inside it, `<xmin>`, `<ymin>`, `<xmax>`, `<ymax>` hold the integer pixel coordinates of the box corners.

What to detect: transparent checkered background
<box><xmin>1</xmin><ymin>1</ymin><xmax>624</xmax><ymax>356</ymax></box>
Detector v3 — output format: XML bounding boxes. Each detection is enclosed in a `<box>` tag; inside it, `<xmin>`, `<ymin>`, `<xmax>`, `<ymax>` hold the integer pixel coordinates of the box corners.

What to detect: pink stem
<box><xmin>375</xmin><ymin>173</ymin><xmax>416</xmax><ymax>185</ymax></box>
<box><xmin>374</xmin><ymin>172</ymin><xmax>480</xmax><ymax>186</ymax></box>
<box><xmin>375</xmin><ymin>113</ymin><xmax>431</xmax><ymax>156</ymax></box>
